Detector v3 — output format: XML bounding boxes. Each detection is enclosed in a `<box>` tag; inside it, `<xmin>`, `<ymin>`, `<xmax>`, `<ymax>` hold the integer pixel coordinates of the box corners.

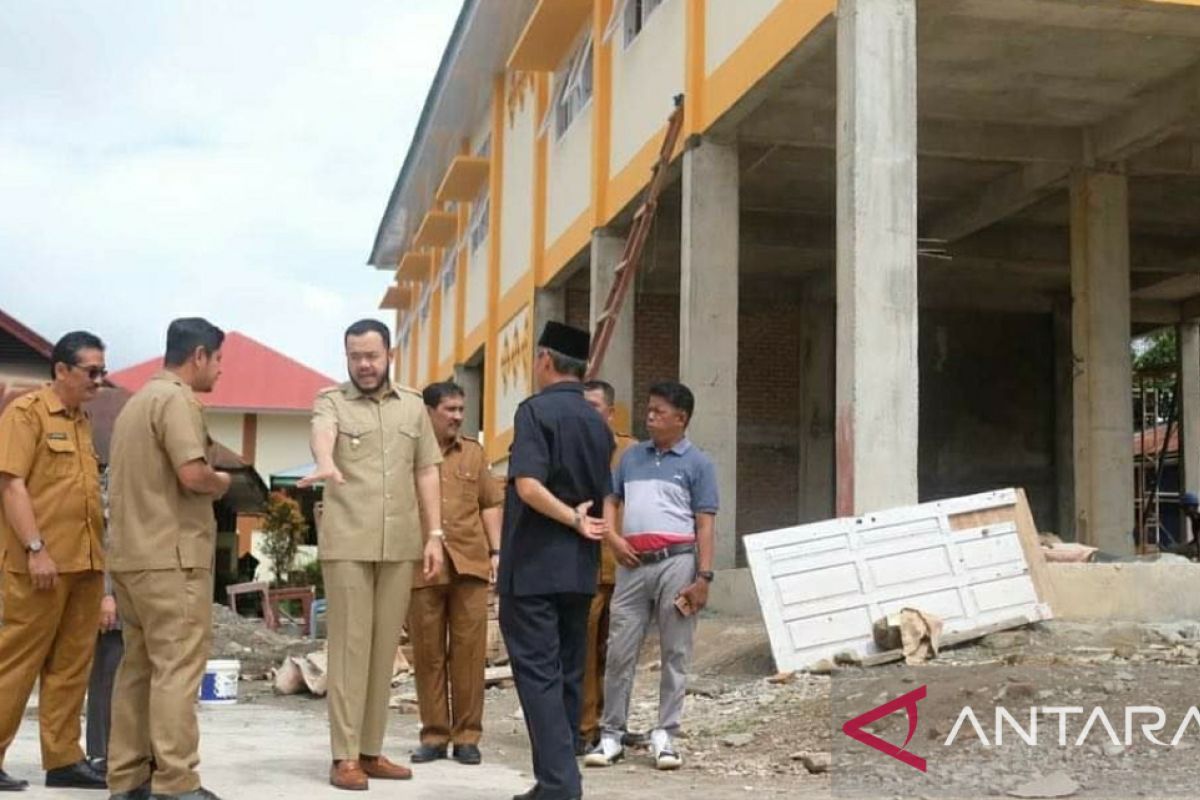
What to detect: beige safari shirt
<box><xmin>107</xmin><ymin>371</ymin><xmax>215</xmax><ymax>572</ymax></box>
<box><xmin>312</xmin><ymin>381</ymin><xmax>442</xmax><ymax>562</ymax></box>
<box><xmin>0</xmin><ymin>385</ymin><xmax>104</xmax><ymax>573</ymax></box>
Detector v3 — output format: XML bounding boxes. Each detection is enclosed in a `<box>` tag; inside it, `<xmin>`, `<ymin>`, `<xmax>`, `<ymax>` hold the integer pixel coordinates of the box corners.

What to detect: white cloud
<box><xmin>0</xmin><ymin>0</ymin><xmax>460</xmax><ymax>378</ymax></box>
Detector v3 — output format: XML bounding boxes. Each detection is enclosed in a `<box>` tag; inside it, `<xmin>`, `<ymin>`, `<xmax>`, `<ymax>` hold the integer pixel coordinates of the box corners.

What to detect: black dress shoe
<box><xmin>451</xmin><ymin>744</ymin><xmax>481</xmax><ymax>765</ymax></box>
<box><xmin>512</xmin><ymin>785</ymin><xmax>541</xmax><ymax>800</ymax></box>
<box><xmin>0</xmin><ymin>769</ymin><xmax>28</xmax><ymax>791</ymax></box>
<box><xmin>109</xmin><ymin>784</ymin><xmax>151</xmax><ymax>800</ymax></box>
<box><xmin>46</xmin><ymin>759</ymin><xmax>106</xmax><ymax>789</ymax></box>
<box><xmin>109</xmin><ymin>786</ymin><xmax>151</xmax><ymax>800</ymax></box>
<box><xmin>86</xmin><ymin>756</ymin><xmax>107</xmax><ymax>775</ymax></box>
<box><xmin>409</xmin><ymin>744</ymin><xmax>447</xmax><ymax>763</ymax></box>
<box><xmin>150</xmin><ymin>788</ymin><xmax>223</xmax><ymax>800</ymax></box>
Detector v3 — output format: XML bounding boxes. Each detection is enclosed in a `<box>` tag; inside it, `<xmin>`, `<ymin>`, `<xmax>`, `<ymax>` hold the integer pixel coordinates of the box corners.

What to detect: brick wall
<box><xmin>736</xmin><ymin>289</ymin><xmax>802</xmax><ymax>558</ymax></box>
<box><xmin>633</xmin><ymin>291</ymin><xmax>680</xmax><ymax>438</ymax></box>
<box><xmin>632</xmin><ymin>286</ymin><xmax>803</xmax><ymax>564</ymax></box>
<box><xmin>565</xmin><ymin>288</ymin><xmax>590</xmax><ymax>331</ymax></box>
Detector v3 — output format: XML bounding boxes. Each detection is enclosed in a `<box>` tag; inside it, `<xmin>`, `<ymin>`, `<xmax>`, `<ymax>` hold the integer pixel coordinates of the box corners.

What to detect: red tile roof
<box><xmin>1134</xmin><ymin>423</ymin><xmax>1179</xmax><ymax>458</ymax></box>
<box><xmin>107</xmin><ymin>332</ymin><xmax>337</xmax><ymax>413</ymax></box>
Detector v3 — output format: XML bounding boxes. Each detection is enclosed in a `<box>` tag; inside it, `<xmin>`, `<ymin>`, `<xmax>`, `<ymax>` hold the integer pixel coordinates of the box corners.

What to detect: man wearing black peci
<box><xmin>498</xmin><ymin>322</ymin><xmax>614</xmax><ymax>800</ymax></box>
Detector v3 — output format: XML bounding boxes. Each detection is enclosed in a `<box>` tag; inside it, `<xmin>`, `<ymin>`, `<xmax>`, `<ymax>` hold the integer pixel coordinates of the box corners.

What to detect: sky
<box><xmin>0</xmin><ymin>1</ymin><xmax>461</xmax><ymax>380</ymax></box>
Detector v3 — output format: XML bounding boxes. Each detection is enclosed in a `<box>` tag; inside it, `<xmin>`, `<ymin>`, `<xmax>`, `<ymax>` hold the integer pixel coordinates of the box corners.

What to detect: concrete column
<box><xmin>681</xmin><ymin>138</ymin><xmax>738</xmax><ymax>569</ymax></box>
<box><xmin>834</xmin><ymin>0</ymin><xmax>919</xmax><ymax>516</ymax></box>
<box><xmin>1070</xmin><ymin>168</ymin><xmax>1134</xmax><ymax>554</ymax></box>
<box><xmin>453</xmin><ymin>363</ymin><xmax>484</xmax><ymax>438</ymax></box>
<box><xmin>1178</xmin><ymin>323</ymin><xmax>1200</xmax><ymax>533</ymax></box>
<box><xmin>799</xmin><ymin>274</ymin><xmax>835</xmax><ymax>523</ymax></box>
<box><xmin>589</xmin><ymin>228</ymin><xmax>635</xmax><ymax>430</ymax></box>
<box><xmin>1053</xmin><ymin>296</ymin><xmax>1076</xmax><ymax>541</ymax></box>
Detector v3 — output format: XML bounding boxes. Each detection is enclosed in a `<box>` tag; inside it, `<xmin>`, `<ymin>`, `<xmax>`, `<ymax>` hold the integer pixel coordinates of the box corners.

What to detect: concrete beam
<box><xmin>835</xmin><ymin>0</ymin><xmax>919</xmax><ymax>515</ymax></box>
<box><xmin>1183</xmin><ymin>294</ymin><xmax>1200</xmax><ymax>321</ymax></box>
<box><xmin>944</xmin><ymin>0</ymin><xmax>1200</xmax><ymax>38</ymax></box>
<box><xmin>1129</xmin><ymin>139</ymin><xmax>1200</xmax><ymax>177</ymax></box>
<box><xmin>707</xmin><ymin>17</ymin><xmax>834</xmax><ymax>140</ymax></box>
<box><xmin>740</xmin><ymin>110</ymin><xmax>1082</xmax><ymax>164</ymax></box>
<box><xmin>681</xmin><ymin>138</ymin><xmax>739</xmax><ymax>568</ymax></box>
<box><xmin>1070</xmin><ymin>169</ymin><xmax>1135</xmax><ymax>555</ymax></box>
<box><xmin>926</xmin><ymin>62</ymin><xmax>1200</xmax><ymax>242</ymax></box>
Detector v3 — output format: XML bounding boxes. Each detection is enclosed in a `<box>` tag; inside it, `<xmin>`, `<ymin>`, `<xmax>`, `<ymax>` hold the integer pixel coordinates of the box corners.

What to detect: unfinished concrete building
<box><xmin>369</xmin><ymin>0</ymin><xmax>1200</xmax><ymax>568</ymax></box>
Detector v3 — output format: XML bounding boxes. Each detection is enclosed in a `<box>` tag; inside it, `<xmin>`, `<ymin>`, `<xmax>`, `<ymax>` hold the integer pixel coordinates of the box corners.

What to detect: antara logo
<box><xmin>841</xmin><ymin>685</ymin><xmax>928</xmax><ymax>772</ymax></box>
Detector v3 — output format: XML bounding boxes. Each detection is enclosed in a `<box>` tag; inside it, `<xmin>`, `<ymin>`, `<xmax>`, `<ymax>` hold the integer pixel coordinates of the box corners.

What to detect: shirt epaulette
<box><xmin>395</xmin><ymin>384</ymin><xmax>423</xmax><ymax>398</ymax></box>
<box><xmin>9</xmin><ymin>391</ymin><xmax>40</xmax><ymax>411</ymax></box>
<box><xmin>317</xmin><ymin>385</ymin><xmax>342</xmax><ymax>396</ymax></box>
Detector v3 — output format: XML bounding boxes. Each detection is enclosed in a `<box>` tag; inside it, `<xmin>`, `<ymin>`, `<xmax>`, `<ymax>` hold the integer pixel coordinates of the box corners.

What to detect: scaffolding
<box><xmin>1134</xmin><ymin>368</ymin><xmax>1180</xmax><ymax>554</ymax></box>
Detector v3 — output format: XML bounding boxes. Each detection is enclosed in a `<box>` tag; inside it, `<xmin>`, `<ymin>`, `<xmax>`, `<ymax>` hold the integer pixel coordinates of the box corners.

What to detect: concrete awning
<box><xmin>397</xmin><ymin>252</ymin><xmax>433</xmax><ymax>283</ymax></box>
<box><xmin>507</xmin><ymin>0</ymin><xmax>592</xmax><ymax>72</ymax></box>
<box><xmin>412</xmin><ymin>210</ymin><xmax>459</xmax><ymax>249</ymax></box>
<box><xmin>378</xmin><ymin>283</ymin><xmax>414</xmax><ymax>310</ymax></box>
<box><xmin>436</xmin><ymin>155</ymin><xmax>491</xmax><ymax>203</ymax></box>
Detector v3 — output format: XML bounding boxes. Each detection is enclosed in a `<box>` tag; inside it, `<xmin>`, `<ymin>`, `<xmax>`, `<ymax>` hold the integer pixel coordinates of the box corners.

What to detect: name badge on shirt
<box><xmin>47</xmin><ymin>433</ymin><xmax>68</xmax><ymax>440</ymax></box>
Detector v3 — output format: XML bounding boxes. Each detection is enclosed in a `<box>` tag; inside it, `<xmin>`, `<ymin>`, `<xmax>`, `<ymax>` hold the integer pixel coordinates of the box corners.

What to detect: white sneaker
<box><xmin>583</xmin><ymin>734</ymin><xmax>624</xmax><ymax>767</ymax></box>
<box><xmin>651</xmin><ymin>728</ymin><xmax>682</xmax><ymax>770</ymax></box>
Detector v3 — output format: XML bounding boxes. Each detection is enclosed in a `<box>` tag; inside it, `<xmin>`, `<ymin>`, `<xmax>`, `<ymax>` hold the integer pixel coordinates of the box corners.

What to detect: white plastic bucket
<box><xmin>198</xmin><ymin>659</ymin><xmax>240</xmax><ymax>706</ymax></box>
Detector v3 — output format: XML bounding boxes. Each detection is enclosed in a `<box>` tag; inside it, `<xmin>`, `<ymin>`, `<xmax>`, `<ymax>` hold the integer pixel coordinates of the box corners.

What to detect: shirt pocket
<box><xmin>336</xmin><ymin>429</ymin><xmax>376</xmax><ymax>462</ymax></box>
<box><xmin>44</xmin><ymin>437</ymin><xmax>79</xmax><ymax>478</ymax></box>
<box><xmin>450</xmin><ymin>465</ymin><xmax>479</xmax><ymax>503</ymax></box>
<box><xmin>393</xmin><ymin>423</ymin><xmax>421</xmax><ymax>463</ymax></box>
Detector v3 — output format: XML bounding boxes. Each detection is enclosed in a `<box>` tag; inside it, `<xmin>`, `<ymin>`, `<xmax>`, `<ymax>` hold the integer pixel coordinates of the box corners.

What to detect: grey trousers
<box><xmin>599</xmin><ymin>553</ymin><xmax>697</xmax><ymax>736</ymax></box>
<box><xmin>86</xmin><ymin>630</ymin><xmax>124</xmax><ymax>759</ymax></box>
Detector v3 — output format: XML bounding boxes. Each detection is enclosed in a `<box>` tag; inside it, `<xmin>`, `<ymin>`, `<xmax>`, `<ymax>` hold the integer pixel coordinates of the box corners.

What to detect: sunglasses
<box><xmin>72</xmin><ymin>364</ymin><xmax>108</xmax><ymax>381</ymax></box>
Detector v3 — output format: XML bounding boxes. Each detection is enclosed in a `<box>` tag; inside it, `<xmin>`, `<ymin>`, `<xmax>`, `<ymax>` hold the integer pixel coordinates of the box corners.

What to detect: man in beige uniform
<box><xmin>577</xmin><ymin>380</ymin><xmax>637</xmax><ymax>753</ymax></box>
<box><xmin>299</xmin><ymin>319</ymin><xmax>444</xmax><ymax>791</ymax></box>
<box><xmin>408</xmin><ymin>381</ymin><xmax>503</xmax><ymax>767</ymax></box>
<box><xmin>0</xmin><ymin>331</ymin><xmax>109</xmax><ymax>792</ymax></box>
<box><xmin>107</xmin><ymin>318</ymin><xmax>231</xmax><ymax>800</ymax></box>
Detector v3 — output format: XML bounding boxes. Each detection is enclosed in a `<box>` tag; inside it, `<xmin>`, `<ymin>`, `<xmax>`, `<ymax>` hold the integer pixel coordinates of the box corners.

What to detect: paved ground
<box><xmin>6</xmin><ymin>703</ymin><xmax>532</xmax><ymax>800</ymax></box>
<box><xmin>7</xmin><ymin>690</ymin><xmax>793</xmax><ymax>799</ymax></box>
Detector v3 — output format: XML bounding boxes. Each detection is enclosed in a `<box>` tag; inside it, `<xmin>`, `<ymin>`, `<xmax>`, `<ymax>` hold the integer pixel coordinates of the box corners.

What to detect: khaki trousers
<box><xmin>578</xmin><ymin>582</ymin><xmax>614</xmax><ymax>741</ymax></box>
<box><xmin>407</xmin><ymin>573</ymin><xmax>489</xmax><ymax>747</ymax></box>
<box><xmin>108</xmin><ymin>568</ymin><xmax>212</xmax><ymax>795</ymax></box>
<box><xmin>0</xmin><ymin>570</ymin><xmax>103</xmax><ymax>770</ymax></box>
<box><xmin>324</xmin><ymin>560</ymin><xmax>414</xmax><ymax>760</ymax></box>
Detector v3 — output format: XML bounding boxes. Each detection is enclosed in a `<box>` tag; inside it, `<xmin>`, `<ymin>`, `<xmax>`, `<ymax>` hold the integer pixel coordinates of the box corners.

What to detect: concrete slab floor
<box><xmin>5</xmin><ymin>704</ymin><xmax>530</xmax><ymax>800</ymax></box>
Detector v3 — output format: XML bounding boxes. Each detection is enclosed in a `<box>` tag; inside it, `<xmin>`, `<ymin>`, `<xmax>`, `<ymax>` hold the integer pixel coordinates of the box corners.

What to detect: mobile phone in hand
<box><xmin>673</xmin><ymin>594</ymin><xmax>694</xmax><ymax>617</ymax></box>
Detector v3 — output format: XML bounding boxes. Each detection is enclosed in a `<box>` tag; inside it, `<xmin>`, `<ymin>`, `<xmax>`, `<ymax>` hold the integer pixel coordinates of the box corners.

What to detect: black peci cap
<box><xmin>536</xmin><ymin>321</ymin><xmax>590</xmax><ymax>361</ymax></box>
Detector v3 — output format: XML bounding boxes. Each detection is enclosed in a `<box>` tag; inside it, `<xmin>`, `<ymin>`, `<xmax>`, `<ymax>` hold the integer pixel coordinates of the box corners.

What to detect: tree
<box><xmin>259</xmin><ymin>492</ymin><xmax>309</xmax><ymax>586</ymax></box>
<box><xmin>1133</xmin><ymin>327</ymin><xmax>1177</xmax><ymax>374</ymax></box>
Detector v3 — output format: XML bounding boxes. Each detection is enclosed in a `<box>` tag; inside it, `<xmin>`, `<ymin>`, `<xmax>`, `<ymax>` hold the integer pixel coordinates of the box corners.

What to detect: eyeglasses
<box><xmin>72</xmin><ymin>365</ymin><xmax>108</xmax><ymax>381</ymax></box>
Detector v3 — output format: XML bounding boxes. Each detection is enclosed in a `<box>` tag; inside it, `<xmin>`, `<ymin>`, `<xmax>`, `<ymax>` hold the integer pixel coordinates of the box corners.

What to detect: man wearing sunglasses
<box><xmin>0</xmin><ymin>331</ymin><xmax>110</xmax><ymax>791</ymax></box>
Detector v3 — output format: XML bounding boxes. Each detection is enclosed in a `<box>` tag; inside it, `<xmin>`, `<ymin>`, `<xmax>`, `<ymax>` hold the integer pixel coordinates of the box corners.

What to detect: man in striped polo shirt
<box><xmin>584</xmin><ymin>381</ymin><xmax>718</xmax><ymax>772</ymax></box>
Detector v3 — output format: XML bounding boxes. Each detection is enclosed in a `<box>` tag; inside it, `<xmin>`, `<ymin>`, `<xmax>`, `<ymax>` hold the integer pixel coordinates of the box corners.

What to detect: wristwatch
<box><xmin>429</xmin><ymin>528</ymin><xmax>445</xmax><ymax>541</ymax></box>
<box><xmin>489</xmin><ymin>548</ymin><xmax>500</xmax><ymax>557</ymax></box>
<box><xmin>697</xmin><ymin>570</ymin><xmax>715</xmax><ymax>583</ymax></box>
<box><xmin>25</xmin><ymin>538</ymin><xmax>45</xmax><ymax>554</ymax></box>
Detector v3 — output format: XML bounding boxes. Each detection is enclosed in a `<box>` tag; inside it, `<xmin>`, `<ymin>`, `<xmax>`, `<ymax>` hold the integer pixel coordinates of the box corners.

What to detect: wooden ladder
<box><xmin>585</xmin><ymin>94</ymin><xmax>686</xmax><ymax>380</ymax></box>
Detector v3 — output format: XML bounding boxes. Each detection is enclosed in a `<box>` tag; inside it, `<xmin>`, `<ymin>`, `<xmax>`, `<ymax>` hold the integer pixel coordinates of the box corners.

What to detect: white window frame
<box><xmin>622</xmin><ymin>0</ymin><xmax>664</xmax><ymax>47</ymax></box>
<box><xmin>440</xmin><ymin>245</ymin><xmax>458</xmax><ymax>293</ymax></box>
<box><xmin>539</xmin><ymin>28</ymin><xmax>594</xmax><ymax>141</ymax></box>
<box><xmin>468</xmin><ymin>191</ymin><xmax>489</xmax><ymax>254</ymax></box>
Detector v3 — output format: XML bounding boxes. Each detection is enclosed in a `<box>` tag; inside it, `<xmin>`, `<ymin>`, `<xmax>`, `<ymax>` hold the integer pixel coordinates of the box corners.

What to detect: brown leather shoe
<box><xmin>330</xmin><ymin>760</ymin><xmax>368</xmax><ymax>791</ymax></box>
<box><xmin>359</xmin><ymin>754</ymin><xmax>413</xmax><ymax>780</ymax></box>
